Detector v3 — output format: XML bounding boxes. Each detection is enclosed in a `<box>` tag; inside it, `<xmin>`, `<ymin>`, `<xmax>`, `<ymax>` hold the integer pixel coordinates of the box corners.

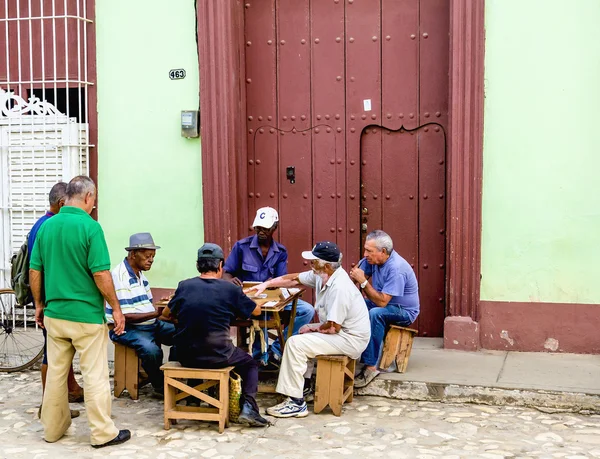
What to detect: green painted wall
<box><xmin>95</xmin><ymin>1</ymin><xmax>203</xmax><ymax>289</ymax></box>
<box><xmin>481</xmin><ymin>0</ymin><xmax>600</xmax><ymax>304</ymax></box>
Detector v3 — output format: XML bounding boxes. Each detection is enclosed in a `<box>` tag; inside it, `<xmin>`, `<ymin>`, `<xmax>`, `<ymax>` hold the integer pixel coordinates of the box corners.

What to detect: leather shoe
<box><xmin>238</xmin><ymin>400</ymin><xmax>269</xmax><ymax>427</ymax></box>
<box><xmin>91</xmin><ymin>429</ymin><xmax>131</xmax><ymax>448</ymax></box>
<box><xmin>68</xmin><ymin>390</ymin><xmax>84</xmax><ymax>403</ymax></box>
<box><xmin>38</xmin><ymin>406</ymin><xmax>80</xmax><ymax>419</ymax></box>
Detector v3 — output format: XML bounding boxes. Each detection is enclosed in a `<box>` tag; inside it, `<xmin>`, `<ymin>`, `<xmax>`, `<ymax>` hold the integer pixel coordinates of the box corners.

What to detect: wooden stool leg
<box><xmin>345</xmin><ymin>359</ymin><xmax>356</xmax><ymax>403</ymax></box>
<box><xmin>396</xmin><ymin>331</ymin><xmax>415</xmax><ymax>373</ymax></box>
<box><xmin>219</xmin><ymin>373</ymin><xmax>228</xmax><ymax>433</ymax></box>
<box><xmin>314</xmin><ymin>360</ymin><xmax>331</xmax><ymax>414</ymax></box>
<box><xmin>164</xmin><ymin>374</ymin><xmax>175</xmax><ymax>430</ymax></box>
<box><xmin>329</xmin><ymin>360</ymin><xmax>345</xmax><ymax>416</ymax></box>
<box><xmin>113</xmin><ymin>345</ymin><xmax>125</xmax><ymax>398</ymax></box>
<box><xmin>380</xmin><ymin>329</ymin><xmax>401</xmax><ymax>370</ymax></box>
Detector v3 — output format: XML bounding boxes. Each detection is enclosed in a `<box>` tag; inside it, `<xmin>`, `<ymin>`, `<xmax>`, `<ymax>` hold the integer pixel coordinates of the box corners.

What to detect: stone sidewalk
<box><xmin>2</xmin><ymin>370</ymin><xmax>600</xmax><ymax>459</ymax></box>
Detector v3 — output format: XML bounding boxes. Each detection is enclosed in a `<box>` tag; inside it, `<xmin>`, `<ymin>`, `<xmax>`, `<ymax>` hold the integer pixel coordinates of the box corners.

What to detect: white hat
<box><xmin>252</xmin><ymin>207</ymin><xmax>279</xmax><ymax>229</ymax></box>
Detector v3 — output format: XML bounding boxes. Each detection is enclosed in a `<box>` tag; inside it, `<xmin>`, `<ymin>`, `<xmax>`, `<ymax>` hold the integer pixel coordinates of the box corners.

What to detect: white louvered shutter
<box><xmin>0</xmin><ymin>117</ymin><xmax>89</xmax><ymax>286</ymax></box>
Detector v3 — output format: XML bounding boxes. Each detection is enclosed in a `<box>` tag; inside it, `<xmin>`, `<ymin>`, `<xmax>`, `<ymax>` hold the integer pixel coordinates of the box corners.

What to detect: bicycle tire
<box><xmin>0</xmin><ymin>288</ymin><xmax>45</xmax><ymax>372</ymax></box>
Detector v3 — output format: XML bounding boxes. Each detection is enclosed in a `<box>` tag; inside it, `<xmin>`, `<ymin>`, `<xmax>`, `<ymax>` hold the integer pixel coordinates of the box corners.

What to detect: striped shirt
<box><xmin>106</xmin><ymin>258</ymin><xmax>155</xmax><ymax>325</ymax></box>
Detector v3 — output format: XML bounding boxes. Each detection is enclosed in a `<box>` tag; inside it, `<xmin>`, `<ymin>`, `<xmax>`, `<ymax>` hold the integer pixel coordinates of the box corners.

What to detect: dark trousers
<box><xmin>180</xmin><ymin>347</ymin><xmax>259</xmax><ymax>406</ymax></box>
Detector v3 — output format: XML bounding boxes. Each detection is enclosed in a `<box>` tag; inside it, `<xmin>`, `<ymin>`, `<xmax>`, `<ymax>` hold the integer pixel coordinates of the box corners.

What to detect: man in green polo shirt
<box><xmin>30</xmin><ymin>175</ymin><xmax>130</xmax><ymax>449</ymax></box>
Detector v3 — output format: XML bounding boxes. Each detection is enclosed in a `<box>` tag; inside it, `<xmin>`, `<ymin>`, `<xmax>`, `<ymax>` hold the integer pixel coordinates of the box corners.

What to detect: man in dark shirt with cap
<box><xmin>164</xmin><ymin>243</ymin><xmax>268</xmax><ymax>427</ymax></box>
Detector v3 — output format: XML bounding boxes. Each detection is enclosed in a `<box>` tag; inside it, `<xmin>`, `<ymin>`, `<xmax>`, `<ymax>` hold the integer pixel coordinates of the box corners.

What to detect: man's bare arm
<box><xmin>222</xmin><ymin>271</ymin><xmax>243</xmax><ymax>287</ymax></box>
<box><xmin>362</xmin><ymin>283</ymin><xmax>393</xmax><ymax>307</ymax></box>
<box><xmin>30</xmin><ymin>269</ymin><xmax>44</xmax><ymax>328</ymax></box>
<box><xmin>244</xmin><ymin>273</ymin><xmax>302</xmax><ymax>295</ymax></box>
<box><xmin>349</xmin><ymin>267</ymin><xmax>392</xmax><ymax>307</ymax></box>
<box><xmin>250</xmin><ymin>303</ymin><xmax>262</xmax><ymax>316</ymax></box>
<box><xmin>93</xmin><ymin>270</ymin><xmax>125</xmax><ymax>335</ymax></box>
<box><xmin>318</xmin><ymin>320</ymin><xmax>342</xmax><ymax>334</ymax></box>
<box><xmin>124</xmin><ymin>311</ymin><xmax>160</xmax><ymax>323</ymax></box>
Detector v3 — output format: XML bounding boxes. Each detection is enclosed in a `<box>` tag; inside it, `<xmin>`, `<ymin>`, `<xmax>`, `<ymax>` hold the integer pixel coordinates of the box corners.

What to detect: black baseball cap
<box><xmin>197</xmin><ymin>243</ymin><xmax>224</xmax><ymax>260</ymax></box>
<box><xmin>302</xmin><ymin>241</ymin><xmax>341</xmax><ymax>263</ymax></box>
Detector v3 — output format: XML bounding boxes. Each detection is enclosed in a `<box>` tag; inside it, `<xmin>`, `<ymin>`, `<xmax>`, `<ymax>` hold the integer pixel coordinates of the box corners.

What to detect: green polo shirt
<box><xmin>30</xmin><ymin>206</ymin><xmax>110</xmax><ymax>324</ymax></box>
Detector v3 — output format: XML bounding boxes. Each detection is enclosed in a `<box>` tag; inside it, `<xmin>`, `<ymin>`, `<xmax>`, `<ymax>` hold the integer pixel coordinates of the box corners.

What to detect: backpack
<box><xmin>10</xmin><ymin>234</ymin><xmax>33</xmax><ymax>306</ymax></box>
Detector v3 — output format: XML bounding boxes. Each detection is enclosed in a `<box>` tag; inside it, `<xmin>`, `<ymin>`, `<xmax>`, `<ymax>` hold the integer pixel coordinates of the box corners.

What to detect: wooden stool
<box><xmin>160</xmin><ymin>362</ymin><xmax>233</xmax><ymax>434</ymax></box>
<box><xmin>113</xmin><ymin>342</ymin><xmax>143</xmax><ymax>400</ymax></box>
<box><xmin>380</xmin><ymin>325</ymin><xmax>418</xmax><ymax>373</ymax></box>
<box><xmin>314</xmin><ymin>355</ymin><xmax>355</xmax><ymax>416</ymax></box>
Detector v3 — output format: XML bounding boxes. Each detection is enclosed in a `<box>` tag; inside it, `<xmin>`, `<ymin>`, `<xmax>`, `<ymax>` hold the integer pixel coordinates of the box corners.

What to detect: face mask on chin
<box><xmin>312</xmin><ymin>266</ymin><xmax>330</xmax><ymax>284</ymax></box>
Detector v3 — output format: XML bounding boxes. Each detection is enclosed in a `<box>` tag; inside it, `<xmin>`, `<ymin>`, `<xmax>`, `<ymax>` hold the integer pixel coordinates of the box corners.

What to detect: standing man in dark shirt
<box><xmin>28</xmin><ymin>182</ymin><xmax>84</xmax><ymax>418</ymax></box>
<box><xmin>164</xmin><ymin>243</ymin><xmax>268</xmax><ymax>427</ymax></box>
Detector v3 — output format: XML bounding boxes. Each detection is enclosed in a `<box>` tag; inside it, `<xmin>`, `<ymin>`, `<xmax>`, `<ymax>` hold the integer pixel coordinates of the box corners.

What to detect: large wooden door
<box><xmin>244</xmin><ymin>0</ymin><xmax>448</xmax><ymax>336</ymax></box>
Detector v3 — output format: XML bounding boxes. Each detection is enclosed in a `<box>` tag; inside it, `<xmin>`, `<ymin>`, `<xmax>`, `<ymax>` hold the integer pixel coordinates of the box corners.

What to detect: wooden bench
<box><xmin>113</xmin><ymin>342</ymin><xmax>144</xmax><ymax>400</ymax></box>
<box><xmin>314</xmin><ymin>355</ymin><xmax>355</xmax><ymax>416</ymax></box>
<box><xmin>380</xmin><ymin>325</ymin><xmax>418</xmax><ymax>373</ymax></box>
<box><xmin>160</xmin><ymin>362</ymin><xmax>233</xmax><ymax>434</ymax></box>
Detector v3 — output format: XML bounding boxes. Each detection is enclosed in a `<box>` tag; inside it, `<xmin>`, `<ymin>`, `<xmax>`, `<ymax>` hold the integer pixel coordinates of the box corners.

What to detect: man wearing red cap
<box><xmin>245</xmin><ymin>241</ymin><xmax>370</xmax><ymax>418</ymax></box>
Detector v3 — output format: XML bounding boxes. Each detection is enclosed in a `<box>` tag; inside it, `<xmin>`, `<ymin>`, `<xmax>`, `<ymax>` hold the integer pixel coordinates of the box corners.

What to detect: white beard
<box><xmin>315</xmin><ymin>270</ymin><xmax>329</xmax><ymax>284</ymax></box>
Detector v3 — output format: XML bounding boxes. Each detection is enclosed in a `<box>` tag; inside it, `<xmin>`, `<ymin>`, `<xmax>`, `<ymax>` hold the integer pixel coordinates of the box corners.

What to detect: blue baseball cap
<box><xmin>301</xmin><ymin>241</ymin><xmax>341</xmax><ymax>263</ymax></box>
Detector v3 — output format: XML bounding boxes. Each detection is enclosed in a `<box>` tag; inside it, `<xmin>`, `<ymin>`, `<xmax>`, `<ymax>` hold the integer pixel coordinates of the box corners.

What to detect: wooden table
<box><xmin>156</xmin><ymin>300</ymin><xmax>169</xmax><ymax>315</ymax></box>
<box><xmin>233</xmin><ymin>283</ymin><xmax>305</xmax><ymax>354</ymax></box>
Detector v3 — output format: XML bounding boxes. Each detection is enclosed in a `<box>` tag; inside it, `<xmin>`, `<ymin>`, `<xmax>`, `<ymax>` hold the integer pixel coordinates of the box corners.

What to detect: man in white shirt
<box><xmin>107</xmin><ymin>233</ymin><xmax>175</xmax><ymax>396</ymax></box>
<box><xmin>245</xmin><ymin>241</ymin><xmax>370</xmax><ymax>418</ymax></box>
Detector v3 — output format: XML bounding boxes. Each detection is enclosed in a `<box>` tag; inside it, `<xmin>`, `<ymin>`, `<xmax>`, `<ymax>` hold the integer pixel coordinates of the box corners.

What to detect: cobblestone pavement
<box><xmin>1</xmin><ymin>371</ymin><xmax>600</xmax><ymax>459</ymax></box>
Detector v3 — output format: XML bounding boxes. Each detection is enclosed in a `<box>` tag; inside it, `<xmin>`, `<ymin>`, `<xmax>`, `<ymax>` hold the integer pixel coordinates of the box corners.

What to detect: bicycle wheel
<box><xmin>0</xmin><ymin>289</ymin><xmax>44</xmax><ymax>372</ymax></box>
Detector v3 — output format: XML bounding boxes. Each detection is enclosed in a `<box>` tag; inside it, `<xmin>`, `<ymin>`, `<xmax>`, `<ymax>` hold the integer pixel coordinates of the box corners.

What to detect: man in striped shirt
<box><xmin>107</xmin><ymin>233</ymin><xmax>175</xmax><ymax>396</ymax></box>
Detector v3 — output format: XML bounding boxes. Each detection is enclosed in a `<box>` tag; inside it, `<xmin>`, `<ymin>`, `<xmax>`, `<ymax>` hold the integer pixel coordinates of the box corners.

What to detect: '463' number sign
<box><xmin>169</xmin><ymin>69</ymin><xmax>186</xmax><ymax>80</ymax></box>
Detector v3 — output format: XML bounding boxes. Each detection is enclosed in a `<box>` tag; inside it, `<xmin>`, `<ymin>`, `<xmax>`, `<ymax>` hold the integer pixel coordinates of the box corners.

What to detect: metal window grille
<box><xmin>0</xmin><ymin>0</ymin><xmax>93</xmax><ymax>287</ymax></box>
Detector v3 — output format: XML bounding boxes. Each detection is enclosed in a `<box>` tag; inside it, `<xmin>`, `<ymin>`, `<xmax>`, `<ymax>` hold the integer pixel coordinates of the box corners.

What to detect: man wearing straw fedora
<box><xmin>107</xmin><ymin>233</ymin><xmax>175</xmax><ymax>397</ymax></box>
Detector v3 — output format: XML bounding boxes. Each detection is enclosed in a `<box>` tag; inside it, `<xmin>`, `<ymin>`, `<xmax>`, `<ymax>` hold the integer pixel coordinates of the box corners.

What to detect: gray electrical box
<box><xmin>181</xmin><ymin>110</ymin><xmax>200</xmax><ymax>138</ymax></box>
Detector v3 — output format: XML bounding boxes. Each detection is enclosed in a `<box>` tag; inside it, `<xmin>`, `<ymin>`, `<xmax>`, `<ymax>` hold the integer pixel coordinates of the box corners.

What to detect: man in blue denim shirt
<box><xmin>350</xmin><ymin>230</ymin><xmax>420</xmax><ymax>388</ymax></box>
<box><xmin>223</xmin><ymin>207</ymin><xmax>315</xmax><ymax>367</ymax></box>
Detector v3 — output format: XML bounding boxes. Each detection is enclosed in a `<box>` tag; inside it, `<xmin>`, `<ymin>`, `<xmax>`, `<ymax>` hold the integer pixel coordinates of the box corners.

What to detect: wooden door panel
<box><xmin>244</xmin><ymin>0</ymin><xmax>448</xmax><ymax>336</ymax></box>
<box><xmin>277</xmin><ymin>0</ymin><xmax>312</xmax><ymax>274</ymax></box>
<box><xmin>245</xmin><ymin>1</ymin><xmax>277</xmax><ymax>226</ymax></box>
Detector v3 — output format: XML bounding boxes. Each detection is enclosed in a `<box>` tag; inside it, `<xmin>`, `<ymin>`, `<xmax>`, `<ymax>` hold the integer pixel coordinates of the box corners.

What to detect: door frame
<box><xmin>196</xmin><ymin>0</ymin><xmax>485</xmax><ymax>342</ymax></box>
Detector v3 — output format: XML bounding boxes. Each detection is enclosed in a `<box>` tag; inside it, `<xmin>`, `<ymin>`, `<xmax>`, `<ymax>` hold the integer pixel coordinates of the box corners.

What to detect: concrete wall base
<box><xmin>356</xmin><ymin>378</ymin><xmax>600</xmax><ymax>414</ymax></box>
<box><xmin>443</xmin><ymin>316</ymin><xmax>480</xmax><ymax>351</ymax></box>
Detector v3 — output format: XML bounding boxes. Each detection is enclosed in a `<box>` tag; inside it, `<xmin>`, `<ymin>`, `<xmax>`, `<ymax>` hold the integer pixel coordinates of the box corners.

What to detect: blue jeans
<box><xmin>360</xmin><ymin>299</ymin><xmax>412</xmax><ymax>367</ymax></box>
<box><xmin>110</xmin><ymin>320</ymin><xmax>176</xmax><ymax>391</ymax></box>
<box><xmin>254</xmin><ymin>299</ymin><xmax>315</xmax><ymax>359</ymax></box>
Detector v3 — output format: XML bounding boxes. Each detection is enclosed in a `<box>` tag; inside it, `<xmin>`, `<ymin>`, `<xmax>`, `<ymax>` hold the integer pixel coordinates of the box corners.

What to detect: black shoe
<box><xmin>237</xmin><ymin>400</ymin><xmax>269</xmax><ymax>427</ymax></box>
<box><xmin>303</xmin><ymin>387</ymin><xmax>314</xmax><ymax>403</ymax></box>
<box><xmin>38</xmin><ymin>405</ymin><xmax>80</xmax><ymax>419</ymax></box>
<box><xmin>262</xmin><ymin>353</ymin><xmax>281</xmax><ymax>371</ymax></box>
<box><xmin>186</xmin><ymin>397</ymin><xmax>201</xmax><ymax>407</ymax></box>
<box><xmin>91</xmin><ymin>429</ymin><xmax>131</xmax><ymax>448</ymax></box>
<box><xmin>151</xmin><ymin>386</ymin><xmax>165</xmax><ymax>399</ymax></box>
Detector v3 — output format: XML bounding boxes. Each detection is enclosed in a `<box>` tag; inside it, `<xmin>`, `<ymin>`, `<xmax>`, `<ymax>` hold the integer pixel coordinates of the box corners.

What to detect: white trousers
<box><xmin>276</xmin><ymin>332</ymin><xmax>362</xmax><ymax>399</ymax></box>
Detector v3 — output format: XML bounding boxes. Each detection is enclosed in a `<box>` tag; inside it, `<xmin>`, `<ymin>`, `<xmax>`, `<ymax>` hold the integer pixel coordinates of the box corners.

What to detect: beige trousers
<box><xmin>42</xmin><ymin>316</ymin><xmax>119</xmax><ymax>445</ymax></box>
<box><xmin>276</xmin><ymin>333</ymin><xmax>360</xmax><ymax>399</ymax></box>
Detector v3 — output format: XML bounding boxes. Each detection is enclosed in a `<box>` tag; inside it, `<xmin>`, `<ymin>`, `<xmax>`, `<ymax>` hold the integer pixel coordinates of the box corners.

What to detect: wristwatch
<box><xmin>360</xmin><ymin>280</ymin><xmax>368</xmax><ymax>289</ymax></box>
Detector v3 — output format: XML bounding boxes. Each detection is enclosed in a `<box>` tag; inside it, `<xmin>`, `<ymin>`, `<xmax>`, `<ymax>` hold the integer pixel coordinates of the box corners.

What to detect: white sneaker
<box><xmin>266</xmin><ymin>397</ymin><xmax>309</xmax><ymax>418</ymax></box>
